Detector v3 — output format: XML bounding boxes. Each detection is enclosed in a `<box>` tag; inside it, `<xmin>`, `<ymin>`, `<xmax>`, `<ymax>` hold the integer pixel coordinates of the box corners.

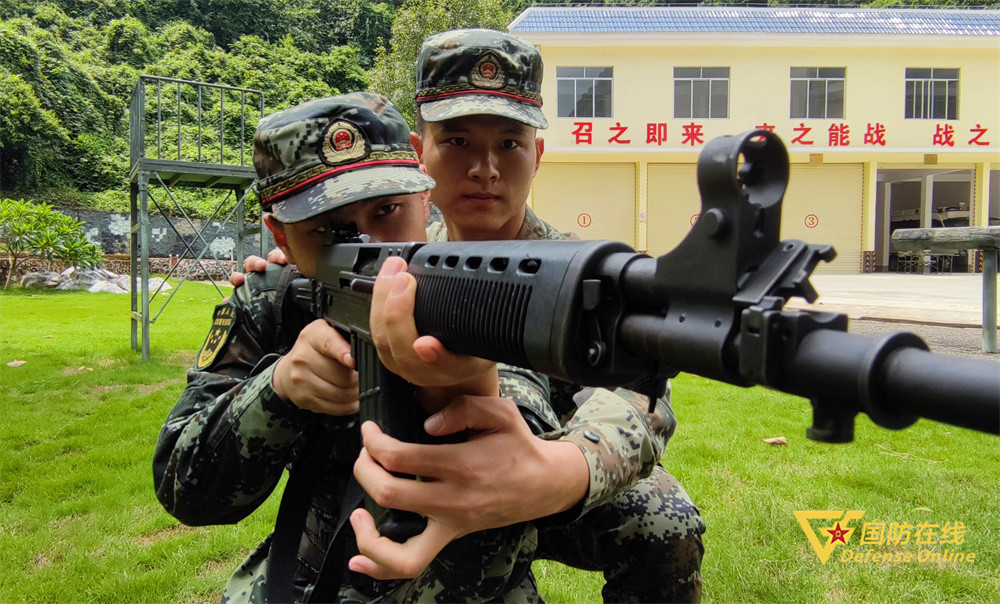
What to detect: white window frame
<box><xmin>673</xmin><ymin>67</ymin><xmax>730</xmax><ymax>120</ymax></box>
<box><xmin>790</xmin><ymin>67</ymin><xmax>845</xmax><ymax>119</ymax></box>
<box><xmin>556</xmin><ymin>66</ymin><xmax>613</xmax><ymax>118</ymax></box>
<box><xmin>905</xmin><ymin>68</ymin><xmax>959</xmax><ymax>120</ymax></box>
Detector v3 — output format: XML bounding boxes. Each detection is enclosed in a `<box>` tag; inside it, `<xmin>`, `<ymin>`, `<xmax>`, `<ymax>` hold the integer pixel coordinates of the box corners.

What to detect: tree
<box><xmin>0</xmin><ymin>14</ymin><xmax>123</xmax><ymax>195</ymax></box>
<box><xmin>368</xmin><ymin>0</ymin><xmax>513</xmax><ymax>123</ymax></box>
<box><xmin>0</xmin><ymin>70</ymin><xmax>70</xmax><ymax>192</ymax></box>
<box><xmin>0</xmin><ymin>198</ymin><xmax>105</xmax><ymax>287</ymax></box>
<box><xmin>103</xmin><ymin>14</ymin><xmax>154</xmax><ymax>67</ymax></box>
<box><xmin>283</xmin><ymin>0</ymin><xmax>398</xmax><ymax>67</ymax></box>
<box><xmin>198</xmin><ymin>0</ymin><xmax>287</xmax><ymax>48</ymax></box>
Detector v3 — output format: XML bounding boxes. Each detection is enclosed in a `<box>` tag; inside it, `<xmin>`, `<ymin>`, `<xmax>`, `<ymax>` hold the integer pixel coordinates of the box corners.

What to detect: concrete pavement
<box><xmin>785</xmin><ymin>272</ymin><xmax>994</xmax><ymax>327</ymax></box>
<box><xmin>783</xmin><ymin>272</ymin><xmax>999</xmax><ymax>361</ymax></box>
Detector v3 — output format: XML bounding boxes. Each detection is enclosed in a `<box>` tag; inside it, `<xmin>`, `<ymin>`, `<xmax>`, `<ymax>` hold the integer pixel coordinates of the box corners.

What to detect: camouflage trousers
<box><xmin>383</xmin><ymin>465</ymin><xmax>704</xmax><ymax>603</ymax></box>
<box><xmin>536</xmin><ymin>465</ymin><xmax>705</xmax><ymax>603</ymax></box>
<box><xmin>223</xmin><ymin>466</ymin><xmax>703</xmax><ymax>603</ymax></box>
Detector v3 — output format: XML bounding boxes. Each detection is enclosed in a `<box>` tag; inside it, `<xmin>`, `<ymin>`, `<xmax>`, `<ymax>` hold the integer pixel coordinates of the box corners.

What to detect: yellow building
<box><xmin>509</xmin><ymin>6</ymin><xmax>1000</xmax><ymax>273</ymax></box>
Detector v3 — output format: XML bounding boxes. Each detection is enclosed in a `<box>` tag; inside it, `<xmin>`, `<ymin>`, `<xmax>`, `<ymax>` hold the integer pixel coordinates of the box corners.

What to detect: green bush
<box><xmin>86</xmin><ymin>188</ymin><xmax>130</xmax><ymax>213</ymax></box>
<box><xmin>0</xmin><ymin>197</ymin><xmax>105</xmax><ymax>287</ymax></box>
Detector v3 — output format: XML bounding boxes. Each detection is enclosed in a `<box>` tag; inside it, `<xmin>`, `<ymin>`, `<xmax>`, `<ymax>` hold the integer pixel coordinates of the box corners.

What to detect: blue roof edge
<box><xmin>508</xmin><ymin>5</ymin><xmax>1000</xmax><ymax>36</ymax></box>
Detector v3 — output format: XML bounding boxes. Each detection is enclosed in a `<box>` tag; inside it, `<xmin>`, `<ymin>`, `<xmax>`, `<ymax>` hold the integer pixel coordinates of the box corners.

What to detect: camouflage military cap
<box><xmin>252</xmin><ymin>92</ymin><xmax>435</xmax><ymax>224</ymax></box>
<box><xmin>415</xmin><ymin>29</ymin><xmax>548</xmax><ymax>129</ymax></box>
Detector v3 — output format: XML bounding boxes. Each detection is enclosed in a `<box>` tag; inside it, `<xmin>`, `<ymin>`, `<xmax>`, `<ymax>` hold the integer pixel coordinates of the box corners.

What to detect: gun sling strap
<box><xmin>267</xmin><ymin>265</ymin><xmax>365</xmax><ymax>602</ymax></box>
<box><xmin>266</xmin><ymin>421</ymin><xmax>365</xmax><ymax>603</ymax></box>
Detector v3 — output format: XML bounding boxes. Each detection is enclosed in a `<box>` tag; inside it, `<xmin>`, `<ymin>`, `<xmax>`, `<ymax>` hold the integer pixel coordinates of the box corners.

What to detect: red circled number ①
<box><xmin>577</xmin><ymin>213</ymin><xmax>592</xmax><ymax>228</ymax></box>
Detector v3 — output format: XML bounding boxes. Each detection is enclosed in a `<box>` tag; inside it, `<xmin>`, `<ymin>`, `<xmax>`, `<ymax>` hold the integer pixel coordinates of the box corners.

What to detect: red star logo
<box><xmin>826</xmin><ymin>522</ymin><xmax>850</xmax><ymax>545</ymax></box>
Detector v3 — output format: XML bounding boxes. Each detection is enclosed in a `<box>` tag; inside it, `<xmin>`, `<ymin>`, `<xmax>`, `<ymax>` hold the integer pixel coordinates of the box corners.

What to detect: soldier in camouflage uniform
<box><xmin>352</xmin><ymin>30</ymin><xmax>705</xmax><ymax>602</ymax></box>
<box><xmin>154</xmin><ymin>91</ymin><xmax>695</xmax><ymax>602</ymax></box>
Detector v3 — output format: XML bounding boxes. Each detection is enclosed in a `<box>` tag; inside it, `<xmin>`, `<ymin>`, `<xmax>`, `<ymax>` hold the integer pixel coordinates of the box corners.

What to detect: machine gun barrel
<box><xmin>785</xmin><ymin>329</ymin><xmax>999</xmax><ymax>440</ymax></box>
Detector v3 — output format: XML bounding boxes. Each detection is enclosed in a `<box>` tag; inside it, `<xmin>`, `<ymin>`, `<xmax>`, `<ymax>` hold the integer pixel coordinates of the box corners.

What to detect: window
<box><xmin>673</xmin><ymin>67</ymin><xmax>729</xmax><ymax>119</ymax></box>
<box><xmin>905</xmin><ymin>68</ymin><xmax>958</xmax><ymax>120</ymax></box>
<box><xmin>556</xmin><ymin>67</ymin><xmax>613</xmax><ymax>118</ymax></box>
<box><xmin>790</xmin><ymin>67</ymin><xmax>845</xmax><ymax>119</ymax></box>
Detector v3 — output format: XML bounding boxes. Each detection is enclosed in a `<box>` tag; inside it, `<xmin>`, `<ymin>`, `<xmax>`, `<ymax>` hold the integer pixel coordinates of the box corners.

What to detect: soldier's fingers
<box><xmin>412</xmin><ymin>336</ymin><xmax>496</xmax><ymax>383</ymax></box>
<box><xmin>423</xmin><ymin>395</ymin><xmax>522</xmax><ymax>438</ymax></box>
<box><xmin>357</xmin><ymin>422</ymin><xmax>452</xmax><ymax>482</ymax></box>
<box><xmin>348</xmin><ymin>509</ymin><xmax>454</xmax><ymax>580</ymax></box>
<box><xmin>285</xmin><ymin>328</ymin><xmax>356</xmax><ymax>395</ymax></box>
<box><xmin>289</xmin><ymin>352</ymin><xmax>359</xmax><ymax>392</ymax></box>
<box><xmin>371</xmin><ymin>257</ymin><xmax>408</xmax><ymax>361</ymax></box>
<box><xmin>283</xmin><ymin>367</ymin><xmax>358</xmax><ymax>412</ymax></box>
<box><xmin>266</xmin><ymin>247</ymin><xmax>288</xmax><ymax>264</ymax></box>
<box><xmin>301</xmin><ymin>319</ymin><xmax>354</xmax><ymax>368</ymax></box>
<box><xmin>228</xmin><ymin>271</ymin><xmax>246</xmax><ymax>287</ymax></box>
<box><xmin>242</xmin><ymin>255</ymin><xmax>267</xmax><ymax>273</ymax></box>
<box><xmin>381</xmin><ymin>272</ymin><xmax>421</xmax><ymax>363</ymax></box>
<box><xmin>354</xmin><ymin>447</ymin><xmax>431</xmax><ymax>512</ymax></box>
<box><xmin>410</xmin><ymin>335</ymin><xmax>442</xmax><ymax>364</ymax></box>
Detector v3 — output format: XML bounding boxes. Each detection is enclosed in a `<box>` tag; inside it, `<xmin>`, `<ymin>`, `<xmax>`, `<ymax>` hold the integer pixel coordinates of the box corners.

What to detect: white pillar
<box><xmin>880</xmin><ymin>181</ymin><xmax>893</xmax><ymax>268</ymax></box>
<box><xmin>920</xmin><ymin>174</ymin><xmax>935</xmax><ymax>273</ymax></box>
<box><xmin>920</xmin><ymin>173</ymin><xmax>935</xmax><ymax>228</ymax></box>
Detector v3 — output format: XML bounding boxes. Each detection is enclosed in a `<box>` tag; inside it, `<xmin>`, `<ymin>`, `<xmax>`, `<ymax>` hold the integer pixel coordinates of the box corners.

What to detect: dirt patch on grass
<box><xmin>49</xmin><ymin>514</ymin><xmax>83</xmax><ymax>531</ymax></box>
<box><xmin>57</xmin><ymin>446</ymin><xmax>83</xmax><ymax>457</ymax></box>
<box><xmin>199</xmin><ymin>558</ymin><xmax>231</xmax><ymax>578</ymax></box>
<box><xmin>92</xmin><ymin>379</ymin><xmax>183</xmax><ymax>395</ymax></box>
<box><xmin>61</xmin><ymin>365</ymin><xmax>96</xmax><ymax>376</ymax></box>
<box><xmin>137</xmin><ymin>523</ymin><xmax>200</xmax><ymax>546</ymax></box>
<box><xmin>168</xmin><ymin>350</ymin><xmax>198</xmax><ymax>366</ymax></box>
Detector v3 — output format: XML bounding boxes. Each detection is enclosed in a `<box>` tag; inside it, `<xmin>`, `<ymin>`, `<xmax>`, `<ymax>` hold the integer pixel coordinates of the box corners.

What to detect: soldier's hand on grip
<box><xmin>272</xmin><ymin>319</ymin><xmax>359</xmax><ymax>415</ymax></box>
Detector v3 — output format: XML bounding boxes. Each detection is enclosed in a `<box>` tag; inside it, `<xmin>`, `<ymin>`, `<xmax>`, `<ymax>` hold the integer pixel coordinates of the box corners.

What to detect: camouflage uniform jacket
<box><xmin>153</xmin><ymin>262</ymin><xmax>557</xmax><ymax>602</ymax></box>
<box><xmin>427</xmin><ymin>205</ymin><xmax>678</xmax><ymax>514</ymax></box>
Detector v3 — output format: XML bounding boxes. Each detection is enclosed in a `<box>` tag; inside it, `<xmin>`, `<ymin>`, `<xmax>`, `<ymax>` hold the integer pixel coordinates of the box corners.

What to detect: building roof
<box><xmin>509</xmin><ymin>6</ymin><xmax>1000</xmax><ymax>37</ymax></box>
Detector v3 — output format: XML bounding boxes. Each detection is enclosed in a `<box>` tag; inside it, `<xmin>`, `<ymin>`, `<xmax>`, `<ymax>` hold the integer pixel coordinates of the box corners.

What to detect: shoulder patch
<box><xmin>196</xmin><ymin>305</ymin><xmax>236</xmax><ymax>370</ymax></box>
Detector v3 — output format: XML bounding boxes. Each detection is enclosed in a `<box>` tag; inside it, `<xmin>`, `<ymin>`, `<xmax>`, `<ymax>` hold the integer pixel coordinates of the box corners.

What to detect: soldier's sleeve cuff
<box><xmin>498</xmin><ymin>364</ymin><xmax>560</xmax><ymax>433</ymax></box>
<box><xmin>538</xmin><ymin>388</ymin><xmax>657</xmax><ymax>520</ymax></box>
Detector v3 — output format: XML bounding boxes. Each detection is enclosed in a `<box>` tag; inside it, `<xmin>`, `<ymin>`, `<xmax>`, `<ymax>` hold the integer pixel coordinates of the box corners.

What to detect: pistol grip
<box><xmin>355</xmin><ymin>336</ymin><xmax>428</xmax><ymax>541</ymax></box>
<box><xmin>381</xmin><ymin>510</ymin><xmax>428</xmax><ymax>543</ymax></box>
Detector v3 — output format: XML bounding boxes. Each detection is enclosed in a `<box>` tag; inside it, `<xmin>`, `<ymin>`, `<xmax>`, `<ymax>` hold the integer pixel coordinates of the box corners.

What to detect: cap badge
<box><xmin>320</xmin><ymin>120</ymin><xmax>367</xmax><ymax>166</ymax></box>
<box><xmin>470</xmin><ymin>53</ymin><xmax>505</xmax><ymax>90</ymax></box>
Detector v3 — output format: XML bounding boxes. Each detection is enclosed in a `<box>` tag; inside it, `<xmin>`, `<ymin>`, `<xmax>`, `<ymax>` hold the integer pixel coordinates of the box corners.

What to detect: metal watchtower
<box><xmin>128</xmin><ymin>75</ymin><xmax>266</xmax><ymax>360</ymax></box>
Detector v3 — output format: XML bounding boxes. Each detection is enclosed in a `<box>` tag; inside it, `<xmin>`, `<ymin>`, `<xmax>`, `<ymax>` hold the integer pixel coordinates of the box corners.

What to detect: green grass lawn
<box><xmin>2</xmin><ymin>284</ymin><xmax>997</xmax><ymax>603</ymax></box>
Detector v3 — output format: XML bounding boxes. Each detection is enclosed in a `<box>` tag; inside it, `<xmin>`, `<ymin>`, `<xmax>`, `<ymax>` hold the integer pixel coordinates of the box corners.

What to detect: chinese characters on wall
<box><xmin>568</xmin><ymin>121</ymin><xmax>993</xmax><ymax>148</ymax></box>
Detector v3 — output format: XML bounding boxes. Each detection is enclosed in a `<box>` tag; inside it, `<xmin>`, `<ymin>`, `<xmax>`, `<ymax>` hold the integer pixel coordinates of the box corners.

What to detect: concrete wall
<box><xmin>62</xmin><ymin>209</ymin><xmax>263</xmax><ymax>259</ymax></box>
